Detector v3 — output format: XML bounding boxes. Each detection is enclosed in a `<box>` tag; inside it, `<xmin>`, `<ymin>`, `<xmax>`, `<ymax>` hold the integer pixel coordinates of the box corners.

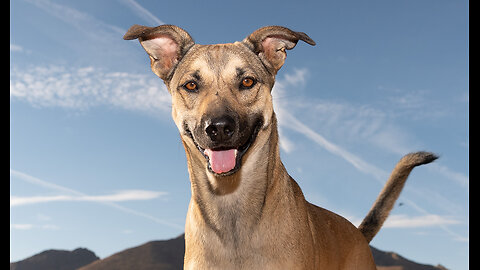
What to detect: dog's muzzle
<box><xmin>184</xmin><ymin>115</ymin><xmax>263</xmax><ymax>176</ymax></box>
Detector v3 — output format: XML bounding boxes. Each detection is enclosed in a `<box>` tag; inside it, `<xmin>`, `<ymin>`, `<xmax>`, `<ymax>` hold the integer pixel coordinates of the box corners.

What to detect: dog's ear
<box><xmin>243</xmin><ymin>26</ymin><xmax>315</xmax><ymax>74</ymax></box>
<box><xmin>124</xmin><ymin>24</ymin><xmax>195</xmax><ymax>81</ymax></box>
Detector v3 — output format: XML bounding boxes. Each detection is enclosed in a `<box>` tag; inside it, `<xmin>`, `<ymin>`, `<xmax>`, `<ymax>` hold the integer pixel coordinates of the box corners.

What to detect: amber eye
<box><xmin>183</xmin><ymin>81</ymin><xmax>198</xmax><ymax>92</ymax></box>
<box><xmin>240</xmin><ymin>77</ymin><xmax>256</xmax><ymax>89</ymax></box>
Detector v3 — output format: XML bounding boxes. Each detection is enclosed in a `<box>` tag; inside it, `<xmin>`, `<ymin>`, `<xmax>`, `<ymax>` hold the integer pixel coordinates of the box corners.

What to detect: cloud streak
<box><xmin>276</xmin><ymin>106</ymin><xmax>389</xmax><ymax>183</ymax></box>
<box><xmin>350</xmin><ymin>214</ymin><xmax>460</xmax><ymax>229</ymax></box>
<box><xmin>10</xmin><ymin>169</ymin><xmax>183</xmax><ymax>230</ymax></box>
<box><xmin>383</xmin><ymin>214</ymin><xmax>460</xmax><ymax>228</ymax></box>
<box><xmin>273</xmin><ymin>70</ymin><xmax>389</xmax><ymax>183</ymax></box>
<box><xmin>11</xmin><ymin>190</ymin><xmax>166</xmax><ymax>207</ymax></box>
<box><xmin>272</xmin><ymin>70</ymin><xmax>468</xmax><ymax>242</ymax></box>
<box><xmin>10</xmin><ymin>44</ymin><xmax>25</xmax><ymax>53</ymax></box>
<box><xmin>273</xmin><ymin>69</ymin><xmax>468</xmax><ymax>188</ymax></box>
<box><xmin>119</xmin><ymin>0</ymin><xmax>164</xmax><ymax>26</ymax></box>
<box><xmin>10</xmin><ymin>65</ymin><xmax>171</xmax><ymax>115</ymax></box>
<box><xmin>25</xmin><ymin>0</ymin><xmax>125</xmax><ymax>37</ymax></box>
<box><xmin>11</xmin><ymin>223</ymin><xmax>59</xmax><ymax>231</ymax></box>
<box><xmin>20</xmin><ymin>0</ymin><xmax>138</xmax><ymax>68</ymax></box>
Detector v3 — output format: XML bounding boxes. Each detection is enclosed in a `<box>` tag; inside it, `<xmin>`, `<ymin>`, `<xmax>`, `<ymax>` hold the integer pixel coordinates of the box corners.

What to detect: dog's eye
<box><xmin>240</xmin><ymin>77</ymin><xmax>256</xmax><ymax>90</ymax></box>
<box><xmin>183</xmin><ymin>81</ymin><xmax>198</xmax><ymax>92</ymax></box>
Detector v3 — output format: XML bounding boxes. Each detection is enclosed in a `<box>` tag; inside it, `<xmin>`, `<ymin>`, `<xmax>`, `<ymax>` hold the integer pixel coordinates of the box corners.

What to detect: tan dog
<box><xmin>124</xmin><ymin>24</ymin><xmax>437</xmax><ymax>269</ymax></box>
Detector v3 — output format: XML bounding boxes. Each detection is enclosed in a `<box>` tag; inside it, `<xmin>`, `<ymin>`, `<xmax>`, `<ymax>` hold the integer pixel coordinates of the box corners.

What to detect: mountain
<box><xmin>11</xmin><ymin>234</ymin><xmax>447</xmax><ymax>270</ymax></box>
<box><xmin>371</xmin><ymin>246</ymin><xmax>449</xmax><ymax>270</ymax></box>
<box><xmin>10</xmin><ymin>247</ymin><xmax>99</xmax><ymax>270</ymax></box>
<box><xmin>78</xmin><ymin>234</ymin><xmax>185</xmax><ymax>270</ymax></box>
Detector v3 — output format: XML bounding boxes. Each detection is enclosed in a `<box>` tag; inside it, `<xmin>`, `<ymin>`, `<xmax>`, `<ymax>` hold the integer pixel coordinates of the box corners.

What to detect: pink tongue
<box><xmin>204</xmin><ymin>149</ymin><xmax>237</xmax><ymax>174</ymax></box>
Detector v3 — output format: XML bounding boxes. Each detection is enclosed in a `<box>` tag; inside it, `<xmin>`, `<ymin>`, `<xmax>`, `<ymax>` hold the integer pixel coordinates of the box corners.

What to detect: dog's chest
<box><xmin>185</xmin><ymin>197</ymin><xmax>310</xmax><ymax>270</ymax></box>
<box><xmin>184</xmin><ymin>227</ymin><xmax>299</xmax><ymax>270</ymax></box>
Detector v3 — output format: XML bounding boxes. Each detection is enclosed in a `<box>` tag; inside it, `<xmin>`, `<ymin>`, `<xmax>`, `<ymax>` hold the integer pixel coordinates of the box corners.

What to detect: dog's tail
<box><xmin>358</xmin><ymin>151</ymin><xmax>438</xmax><ymax>243</ymax></box>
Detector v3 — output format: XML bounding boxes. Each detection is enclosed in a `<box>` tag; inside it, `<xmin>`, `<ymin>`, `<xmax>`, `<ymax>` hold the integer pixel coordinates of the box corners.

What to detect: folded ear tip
<box><xmin>304</xmin><ymin>38</ymin><xmax>316</xmax><ymax>46</ymax></box>
<box><xmin>123</xmin><ymin>24</ymin><xmax>149</xmax><ymax>40</ymax></box>
<box><xmin>123</xmin><ymin>34</ymin><xmax>134</xmax><ymax>40</ymax></box>
<box><xmin>295</xmin><ymin>31</ymin><xmax>316</xmax><ymax>46</ymax></box>
<box><xmin>306</xmin><ymin>37</ymin><xmax>316</xmax><ymax>46</ymax></box>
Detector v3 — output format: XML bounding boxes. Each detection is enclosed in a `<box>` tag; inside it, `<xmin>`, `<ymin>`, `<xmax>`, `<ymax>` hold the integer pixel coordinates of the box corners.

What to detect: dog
<box><xmin>124</xmin><ymin>24</ymin><xmax>437</xmax><ymax>269</ymax></box>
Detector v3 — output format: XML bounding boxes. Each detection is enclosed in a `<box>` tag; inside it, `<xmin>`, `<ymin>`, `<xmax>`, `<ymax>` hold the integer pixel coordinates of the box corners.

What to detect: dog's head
<box><xmin>124</xmin><ymin>25</ymin><xmax>315</xmax><ymax>176</ymax></box>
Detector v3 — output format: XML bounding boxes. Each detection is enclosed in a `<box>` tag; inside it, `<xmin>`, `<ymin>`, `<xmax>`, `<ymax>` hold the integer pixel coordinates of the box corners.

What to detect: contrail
<box><xmin>272</xmin><ymin>74</ymin><xmax>467</xmax><ymax>242</ymax></box>
<box><xmin>120</xmin><ymin>0</ymin><xmax>164</xmax><ymax>25</ymax></box>
<box><xmin>275</xmin><ymin>107</ymin><xmax>389</xmax><ymax>184</ymax></box>
<box><xmin>10</xmin><ymin>169</ymin><xmax>183</xmax><ymax>230</ymax></box>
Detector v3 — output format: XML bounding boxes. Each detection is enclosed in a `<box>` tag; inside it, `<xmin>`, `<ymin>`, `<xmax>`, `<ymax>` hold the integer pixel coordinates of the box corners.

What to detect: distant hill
<box><xmin>10</xmin><ymin>247</ymin><xmax>99</xmax><ymax>270</ymax></box>
<box><xmin>11</xmin><ymin>234</ymin><xmax>448</xmax><ymax>270</ymax></box>
<box><xmin>78</xmin><ymin>234</ymin><xmax>184</xmax><ymax>270</ymax></box>
<box><xmin>370</xmin><ymin>246</ymin><xmax>448</xmax><ymax>270</ymax></box>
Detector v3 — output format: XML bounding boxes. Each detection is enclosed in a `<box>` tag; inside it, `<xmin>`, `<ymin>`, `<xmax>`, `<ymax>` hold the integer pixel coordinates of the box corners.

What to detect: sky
<box><xmin>10</xmin><ymin>0</ymin><xmax>468</xmax><ymax>269</ymax></box>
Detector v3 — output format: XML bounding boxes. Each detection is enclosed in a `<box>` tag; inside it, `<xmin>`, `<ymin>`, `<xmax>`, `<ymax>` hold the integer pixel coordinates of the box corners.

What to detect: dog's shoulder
<box><xmin>308</xmin><ymin>204</ymin><xmax>351</xmax><ymax>228</ymax></box>
<box><xmin>306</xmin><ymin>203</ymin><xmax>375</xmax><ymax>267</ymax></box>
<box><xmin>307</xmin><ymin>203</ymin><xmax>368</xmax><ymax>246</ymax></box>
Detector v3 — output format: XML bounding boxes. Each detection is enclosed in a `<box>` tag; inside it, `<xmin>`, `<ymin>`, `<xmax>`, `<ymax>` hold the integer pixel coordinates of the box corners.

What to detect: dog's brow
<box><xmin>236</xmin><ymin>68</ymin><xmax>245</xmax><ymax>78</ymax></box>
<box><xmin>192</xmin><ymin>70</ymin><xmax>202</xmax><ymax>81</ymax></box>
<box><xmin>236</xmin><ymin>67</ymin><xmax>259</xmax><ymax>79</ymax></box>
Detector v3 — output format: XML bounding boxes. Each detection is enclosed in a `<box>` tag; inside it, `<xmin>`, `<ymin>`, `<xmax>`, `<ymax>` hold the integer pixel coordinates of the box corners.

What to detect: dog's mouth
<box><xmin>185</xmin><ymin>120</ymin><xmax>262</xmax><ymax>176</ymax></box>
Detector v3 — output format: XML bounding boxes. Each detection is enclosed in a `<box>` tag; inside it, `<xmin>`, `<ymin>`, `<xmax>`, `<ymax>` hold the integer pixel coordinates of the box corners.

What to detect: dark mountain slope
<box><xmin>11</xmin><ymin>234</ymin><xmax>447</xmax><ymax>270</ymax></box>
<box><xmin>10</xmin><ymin>248</ymin><xmax>99</xmax><ymax>270</ymax></box>
<box><xmin>78</xmin><ymin>234</ymin><xmax>184</xmax><ymax>270</ymax></box>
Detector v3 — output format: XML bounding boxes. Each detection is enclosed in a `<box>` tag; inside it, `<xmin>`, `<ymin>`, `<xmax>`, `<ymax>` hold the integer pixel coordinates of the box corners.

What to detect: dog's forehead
<box><xmin>194</xmin><ymin>45</ymin><xmax>244</xmax><ymax>75</ymax></box>
<box><xmin>175</xmin><ymin>42</ymin><xmax>268</xmax><ymax>80</ymax></box>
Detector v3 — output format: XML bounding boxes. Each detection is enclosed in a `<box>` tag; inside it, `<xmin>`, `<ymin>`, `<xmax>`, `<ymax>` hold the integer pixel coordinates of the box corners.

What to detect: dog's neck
<box><xmin>183</xmin><ymin>115</ymin><xmax>287</xmax><ymax>242</ymax></box>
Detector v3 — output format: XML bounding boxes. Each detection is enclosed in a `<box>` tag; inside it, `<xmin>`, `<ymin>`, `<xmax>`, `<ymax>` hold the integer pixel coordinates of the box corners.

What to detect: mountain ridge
<box><xmin>10</xmin><ymin>247</ymin><xmax>99</xmax><ymax>270</ymax></box>
<box><xmin>11</xmin><ymin>234</ymin><xmax>447</xmax><ymax>270</ymax></box>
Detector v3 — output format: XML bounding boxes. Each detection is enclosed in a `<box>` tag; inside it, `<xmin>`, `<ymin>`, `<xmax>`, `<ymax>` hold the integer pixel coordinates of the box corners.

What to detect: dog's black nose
<box><xmin>205</xmin><ymin>115</ymin><xmax>236</xmax><ymax>142</ymax></box>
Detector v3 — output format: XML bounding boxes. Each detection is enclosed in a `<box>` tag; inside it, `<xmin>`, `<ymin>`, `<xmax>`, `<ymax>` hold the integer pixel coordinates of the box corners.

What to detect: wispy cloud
<box><xmin>10</xmin><ymin>169</ymin><xmax>82</xmax><ymax>195</ymax></box>
<box><xmin>274</xmin><ymin>75</ymin><xmax>418</xmax><ymax>156</ymax></box>
<box><xmin>11</xmin><ymin>224</ymin><xmax>34</xmax><ymax>230</ymax></box>
<box><xmin>10</xmin><ymin>44</ymin><xmax>25</xmax><ymax>53</ymax></box>
<box><xmin>119</xmin><ymin>0</ymin><xmax>164</xmax><ymax>26</ymax></box>
<box><xmin>11</xmin><ymin>223</ymin><xmax>59</xmax><ymax>231</ymax></box>
<box><xmin>11</xmin><ymin>190</ymin><xmax>166</xmax><ymax>207</ymax></box>
<box><xmin>25</xmin><ymin>0</ymin><xmax>125</xmax><ymax>37</ymax></box>
<box><xmin>272</xmin><ymin>69</ymin><xmax>468</xmax><ymax>242</ymax></box>
<box><xmin>273</xmin><ymin>70</ymin><xmax>389</xmax><ymax>183</ymax></box>
<box><xmin>383</xmin><ymin>214</ymin><xmax>460</xmax><ymax>228</ymax></box>
<box><xmin>21</xmin><ymin>0</ymin><xmax>133</xmax><ymax>67</ymax></box>
<box><xmin>273</xmin><ymin>69</ymin><xmax>468</xmax><ymax>187</ymax></box>
<box><xmin>429</xmin><ymin>163</ymin><xmax>469</xmax><ymax>188</ymax></box>
<box><xmin>402</xmin><ymin>198</ymin><xmax>468</xmax><ymax>242</ymax></box>
<box><xmin>378</xmin><ymin>85</ymin><xmax>450</xmax><ymax>121</ymax></box>
<box><xmin>12</xmin><ymin>1</ymin><xmax>169</xmax><ymax>114</ymax></box>
<box><xmin>277</xmin><ymin>106</ymin><xmax>389</xmax><ymax>183</ymax></box>
<box><xmin>10</xmin><ymin>169</ymin><xmax>183</xmax><ymax>230</ymax></box>
<box><xmin>10</xmin><ymin>214</ymin><xmax>58</xmax><ymax>232</ymax></box>
<box><xmin>350</xmin><ymin>214</ymin><xmax>460</xmax><ymax>229</ymax></box>
<box><xmin>10</xmin><ymin>65</ymin><xmax>171</xmax><ymax>115</ymax></box>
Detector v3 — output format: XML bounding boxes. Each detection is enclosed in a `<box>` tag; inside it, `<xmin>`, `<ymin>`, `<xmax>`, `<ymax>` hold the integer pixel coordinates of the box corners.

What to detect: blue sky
<box><xmin>10</xmin><ymin>0</ymin><xmax>468</xmax><ymax>269</ymax></box>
